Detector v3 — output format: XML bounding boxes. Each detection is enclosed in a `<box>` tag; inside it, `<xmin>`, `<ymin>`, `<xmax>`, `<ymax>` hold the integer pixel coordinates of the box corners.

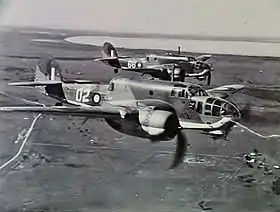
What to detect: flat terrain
<box><xmin>0</xmin><ymin>29</ymin><xmax>280</xmax><ymax>212</ymax></box>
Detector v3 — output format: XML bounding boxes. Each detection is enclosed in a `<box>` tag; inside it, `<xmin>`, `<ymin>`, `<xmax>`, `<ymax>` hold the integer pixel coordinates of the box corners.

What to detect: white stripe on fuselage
<box><xmin>147</xmin><ymin>54</ymin><xmax>190</xmax><ymax>62</ymax></box>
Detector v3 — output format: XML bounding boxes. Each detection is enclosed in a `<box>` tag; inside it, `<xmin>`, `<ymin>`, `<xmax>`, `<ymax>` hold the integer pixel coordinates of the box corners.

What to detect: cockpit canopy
<box><xmin>188</xmin><ymin>85</ymin><xmax>208</xmax><ymax>97</ymax></box>
<box><xmin>170</xmin><ymin>83</ymin><xmax>208</xmax><ymax>98</ymax></box>
<box><xmin>145</xmin><ymin>54</ymin><xmax>158</xmax><ymax>62</ymax></box>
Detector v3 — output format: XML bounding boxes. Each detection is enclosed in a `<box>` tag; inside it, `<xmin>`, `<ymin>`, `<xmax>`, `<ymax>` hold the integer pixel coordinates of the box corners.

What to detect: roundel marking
<box><xmin>92</xmin><ymin>93</ymin><xmax>102</xmax><ymax>104</ymax></box>
<box><xmin>137</xmin><ymin>62</ymin><xmax>143</xmax><ymax>68</ymax></box>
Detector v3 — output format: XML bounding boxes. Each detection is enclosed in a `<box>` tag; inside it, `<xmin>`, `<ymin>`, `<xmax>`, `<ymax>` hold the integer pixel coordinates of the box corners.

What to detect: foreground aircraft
<box><xmin>94</xmin><ymin>42</ymin><xmax>214</xmax><ymax>85</ymax></box>
<box><xmin>0</xmin><ymin>56</ymin><xmax>243</xmax><ymax>168</ymax></box>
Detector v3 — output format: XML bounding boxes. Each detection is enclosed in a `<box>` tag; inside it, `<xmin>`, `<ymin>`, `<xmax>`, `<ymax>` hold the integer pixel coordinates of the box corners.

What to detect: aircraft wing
<box><xmin>206</xmin><ymin>84</ymin><xmax>245</xmax><ymax>99</ymax></box>
<box><xmin>0</xmin><ymin>105</ymin><xmax>129</xmax><ymax>119</ymax></box>
<box><xmin>93</xmin><ymin>56</ymin><xmax>119</xmax><ymax>61</ymax></box>
<box><xmin>9</xmin><ymin>81</ymin><xmax>62</xmax><ymax>86</ymax></box>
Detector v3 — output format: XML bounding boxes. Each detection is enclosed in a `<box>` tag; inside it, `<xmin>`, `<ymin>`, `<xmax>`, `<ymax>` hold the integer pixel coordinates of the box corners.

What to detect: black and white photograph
<box><xmin>0</xmin><ymin>0</ymin><xmax>280</xmax><ymax>211</ymax></box>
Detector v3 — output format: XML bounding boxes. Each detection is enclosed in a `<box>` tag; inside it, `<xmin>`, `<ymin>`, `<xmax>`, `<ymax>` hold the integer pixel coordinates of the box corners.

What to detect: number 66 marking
<box><xmin>75</xmin><ymin>88</ymin><xmax>90</xmax><ymax>102</ymax></box>
<box><xmin>128</xmin><ymin>61</ymin><xmax>136</xmax><ymax>69</ymax></box>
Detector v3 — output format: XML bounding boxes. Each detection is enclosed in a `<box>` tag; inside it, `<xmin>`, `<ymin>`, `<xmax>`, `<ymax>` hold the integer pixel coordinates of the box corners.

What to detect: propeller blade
<box><xmin>170</xmin><ymin>130</ymin><xmax>188</xmax><ymax>169</ymax></box>
<box><xmin>207</xmin><ymin>72</ymin><xmax>212</xmax><ymax>86</ymax></box>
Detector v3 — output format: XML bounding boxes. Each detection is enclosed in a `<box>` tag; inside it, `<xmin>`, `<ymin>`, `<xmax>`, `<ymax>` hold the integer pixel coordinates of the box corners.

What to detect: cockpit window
<box><xmin>196</xmin><ymin>101</ymin><xmax>203</xmax><ymax>114</ymax></box>
<box><xmin>221</xmin><ymin>102</ymin><xmax>239</xmax><ymax>117</ymax></box>
<box><xmin>213</xmin><ymin>99</ymin><xmax>222</xmax><ymax>106</ymax></box>
<box><xmin>206</xmin><ymin>97</ymin><xmax>216</xmax><ymax>104</ymax></box>
<box><xmin>185</xmin><ymin>91</ymin><xmax>188</xmax><ymax>99</ymax></box>
<box><xmin>179</xmin><ymin>89</ymin><xmax>185</xmax><ymax>97</ymax></box>
<box><xmin>205</xmin><ymin>104</ymin><xmax>211</xmax><ymax>110</ymax></box>
<box><xmin>188</xmin><ymin>85</ymin><xmax>208</xmax><ymax>97</ymax></box>
<box><xmin>171</xmin><ymin>88</ymin><xmax>186</xmax><ymax>98</ymax></box>
<box><xmin>212</xmin><ymin>105</ymin><xmax>220</xmax><ymax>116</ymax></box>
<box><xmin>203</xmin><ymin>97</ymin><xmax>240</xmax><ymax>118</ymax></box>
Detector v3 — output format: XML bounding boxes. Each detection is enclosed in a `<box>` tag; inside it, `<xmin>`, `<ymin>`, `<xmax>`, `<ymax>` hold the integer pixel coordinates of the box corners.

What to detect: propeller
<box><xmin>206</xmin><ymin>66</ymin><xmax>215</xmax><ymax>86</ymax></box>
<box><xmin>170</xmin><ymin>128</ymin><xmax>188</xmax><ymax>169</ymax></box>
<box><xmin>239</xmin><ymin>101</ymin><xmax>252</xmax><ymax>122</ymax></box>
<box><xmin>206</xmin><ymin>71</ymin><xmax>212</xmax><ymax>86</ymax></box>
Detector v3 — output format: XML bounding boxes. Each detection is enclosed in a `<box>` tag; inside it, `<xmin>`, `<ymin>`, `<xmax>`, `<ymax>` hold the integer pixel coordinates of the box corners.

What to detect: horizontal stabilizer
<box><xmin>186</xmin><ymin>69</ymin><xmax>210</xmax><ymax>77</ymax></box>
<box><xmin>9</xmin><ymin>80</ymin><xmax>62</xmax><ymax>87</ymax></box>
<box><xmin>94</xmin><ymin>57</ymin><xmax>118</xmax><ymax>61</ymax></box>
<box><xmin>207</xmin><ymin>84</ymin><xmax>244</xmax><ymax>92</ymax></box>
<box><xmin>94</xmin><ymin>57</ymin><xmax>122</xmax><ymax>68</ymax></box>
<box><xmin>206</xmin><ymin>84</ymin><xmax>244</xmax><ymax>98</ymax></box>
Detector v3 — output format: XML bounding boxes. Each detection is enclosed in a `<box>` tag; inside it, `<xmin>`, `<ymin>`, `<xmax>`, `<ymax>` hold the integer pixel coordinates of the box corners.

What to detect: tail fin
<box><xmin>94</xmin><ymin>42</ymin><xmax>121</xmax><ymax>68</ymax></box>
<box><xmin>35</xmin><ymin>54</ymin><xmax>64</xmax><ymax>82</ymax></box>
<box><xmin>19</xmin><ymin>54</ymin><xmax>66</xmax><ymax>99</ymax></box>
<box><xmin>102</xmin><ymin>42</ymin><xmax>118</xmax><ymax>58</ymax></box>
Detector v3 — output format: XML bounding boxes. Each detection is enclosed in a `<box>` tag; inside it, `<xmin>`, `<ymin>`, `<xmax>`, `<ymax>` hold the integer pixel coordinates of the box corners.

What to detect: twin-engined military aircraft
<box><xmin>0</xmin><ymin>55</ymin><xmax>244</xmax><ymax>168</ymax></box>
<box><xmin>6</xmin><ymin>42</ymin><xmax>214</xmax><ymax>85</ymax></box>
<box><xmin>94</xmin><ymin>42</ymin><xmax>214</xmax><ymax>85</ymax></box>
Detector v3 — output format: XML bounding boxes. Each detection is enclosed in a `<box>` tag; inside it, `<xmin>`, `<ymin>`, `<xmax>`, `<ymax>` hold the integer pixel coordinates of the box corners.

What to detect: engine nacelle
<box><xmin>138</xmin><ymin>109</ymin><xmax>179</xmax><ymax>139</ymax></box>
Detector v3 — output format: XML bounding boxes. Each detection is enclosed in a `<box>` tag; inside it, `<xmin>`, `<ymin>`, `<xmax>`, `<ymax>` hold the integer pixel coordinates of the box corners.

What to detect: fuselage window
<box><xmin>189</xmin><ymin>100</ymin><xmax>196</xmax><ymax>110</ymax></box>
<box><xmin>185</xmin><ymin>91</ymin><xmax>188</xmax><ymax>99</ymax></box>
<box><xmin>108</xmin><ymin>82</ymin><xmax>115</xmax><ymax>91</ymax></box>
<box><xmin>213</xmin><ymin>99</ymin><xmax>222</xmax><ymax>106</ymax></box>
<box><xmin>205</xmin><ymin>104</ymin><xmax>211</xmax><ymax>110</ymax></box>
<box><xmin>206</xmin><ymin>97</ymin><xmax>216</xmax><ymax>104</ymax></box>
<box><xmin>196</xmin><ymin>101</ymin><xmax>203</xmax><ymax>114</ymax></box>
<box><xmin>212</xmin><ymin>105</ymin><xmax>221</xmax><ymax>116</ymax></box>
<box><xmin>179</xmin><ymin>89</ymin><xmax>185</xmax><ymax>97</ymax></box>
<box><xmin>171</xmin><ymin>89</ymin><xmax>175</xmax><ymax>96</ymax></box>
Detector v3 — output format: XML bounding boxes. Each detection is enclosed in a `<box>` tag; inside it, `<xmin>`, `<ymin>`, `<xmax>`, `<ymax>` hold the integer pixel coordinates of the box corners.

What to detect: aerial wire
<box><xmin>231</xmin><ymin>120</ymin><xmax>280</xmax><ymax>139</ymax></box>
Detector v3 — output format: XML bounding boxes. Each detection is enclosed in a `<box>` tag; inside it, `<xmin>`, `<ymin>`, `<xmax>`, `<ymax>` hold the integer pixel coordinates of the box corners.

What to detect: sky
<box><xmin>0</xmin><ymin>0</ymin><xmax>279</xmax><ymax>38</ymax></box>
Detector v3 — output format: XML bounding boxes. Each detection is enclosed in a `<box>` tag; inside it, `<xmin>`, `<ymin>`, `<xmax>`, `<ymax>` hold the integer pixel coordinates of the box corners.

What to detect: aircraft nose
<box><xmin>221</xmin><ymin>101</ymin><xmax>241</xmax><ymax>119</ymax></box>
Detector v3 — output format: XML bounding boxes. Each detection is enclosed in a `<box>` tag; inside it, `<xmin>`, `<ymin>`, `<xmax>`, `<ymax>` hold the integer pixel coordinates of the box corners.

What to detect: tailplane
<box><xmin>10</xmin><ymin>54</ymin><xmax>66</xmax><ymax>101</ymax></box>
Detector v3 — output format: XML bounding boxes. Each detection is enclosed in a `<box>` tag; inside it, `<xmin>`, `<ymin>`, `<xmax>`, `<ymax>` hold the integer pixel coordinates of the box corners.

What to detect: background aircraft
<box><xmin>5</xmin><ymin>42</ymin><xmax>214</xmax><ymax>85</ymax></box>
<box><xmin>94</xmin><ymin>42</ymin><xmax>214</xmax><ymax>85</ymax></box>
<box><xmin>0</xmin><ymin>55</ymin><xmax>242</xmax><ymax>168</ymax></box>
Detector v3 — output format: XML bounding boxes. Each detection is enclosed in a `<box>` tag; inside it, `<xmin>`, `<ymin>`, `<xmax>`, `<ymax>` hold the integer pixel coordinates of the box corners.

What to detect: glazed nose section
<box><xmin>221</xmin><ymin>101</ymin><xmax>241</xmax><ymax>119</ymax></box>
